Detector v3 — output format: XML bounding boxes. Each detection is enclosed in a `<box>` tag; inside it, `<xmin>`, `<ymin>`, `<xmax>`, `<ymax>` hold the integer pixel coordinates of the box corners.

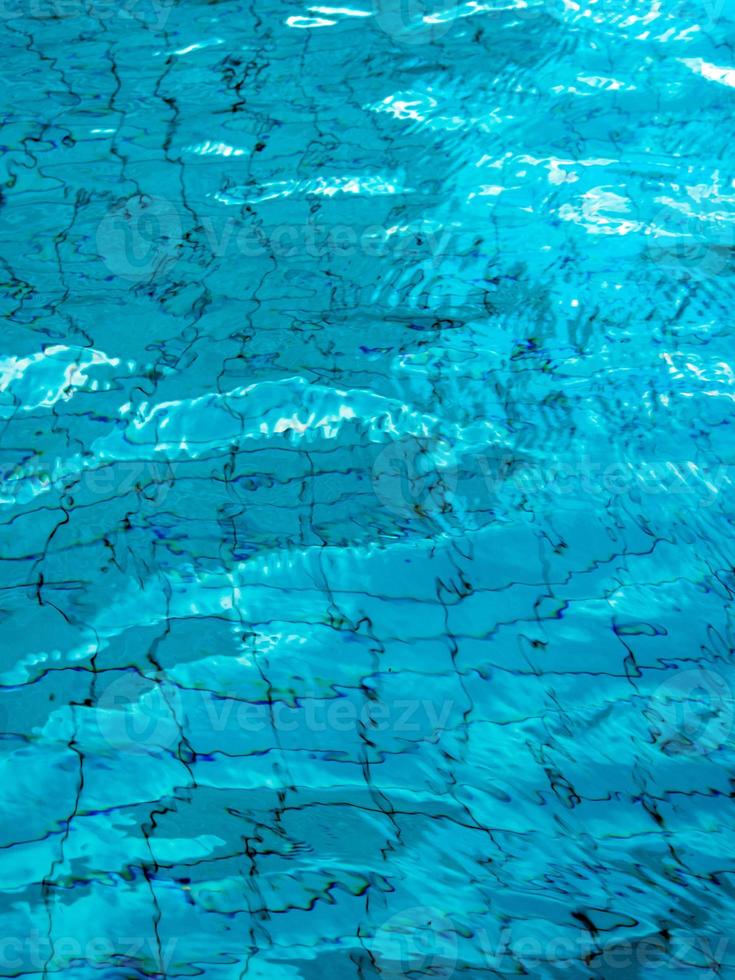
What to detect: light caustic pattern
<box><xmin>1</xmin><ymin>0</ymin><xmax>735</xmax><ymax>976</ymax></box>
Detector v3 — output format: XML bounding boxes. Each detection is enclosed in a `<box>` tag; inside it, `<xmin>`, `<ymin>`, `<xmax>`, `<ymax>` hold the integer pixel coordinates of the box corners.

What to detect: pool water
<box><xmin>2</xmin><ymin>0</ymin><xmax>735</xmax><ymax>976</ymax></box>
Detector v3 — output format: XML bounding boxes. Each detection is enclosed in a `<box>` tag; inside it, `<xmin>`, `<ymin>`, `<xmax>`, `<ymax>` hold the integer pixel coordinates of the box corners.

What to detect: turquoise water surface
<box><xmin>2</xmin><ymin>0</ymin><xmax>735</xmax><ymax>976</ymax></box>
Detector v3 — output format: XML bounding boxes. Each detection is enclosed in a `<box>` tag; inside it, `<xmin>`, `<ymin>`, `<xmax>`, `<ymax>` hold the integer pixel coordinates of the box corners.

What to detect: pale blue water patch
<box><xmin>1</xmin><ymin>0</ymin><xmax>735</xmax><ymax>976</ymax></box>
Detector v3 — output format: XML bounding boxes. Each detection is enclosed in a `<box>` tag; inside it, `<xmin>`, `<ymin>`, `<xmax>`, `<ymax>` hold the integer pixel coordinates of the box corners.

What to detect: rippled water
<box><xmin>2</xmin><ymin>0</ymin><xmax>735</xmax><ymax>976</ymax></box>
